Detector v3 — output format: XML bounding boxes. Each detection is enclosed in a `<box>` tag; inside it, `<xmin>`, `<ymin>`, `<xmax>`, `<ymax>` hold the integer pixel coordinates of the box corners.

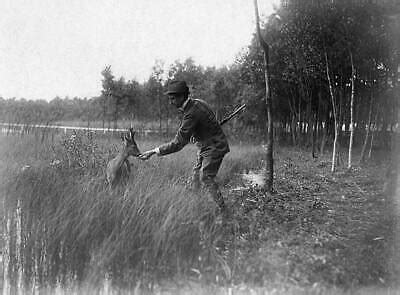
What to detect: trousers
<box><xmin>192</xmin><ymin>151</ymin><xmax>226</xmax><ymax>210</ymax></box>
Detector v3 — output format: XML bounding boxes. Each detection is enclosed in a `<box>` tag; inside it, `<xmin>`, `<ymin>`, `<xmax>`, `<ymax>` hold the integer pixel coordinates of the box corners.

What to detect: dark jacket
<box><xmin>159</xmin><ymin>98</ymin><xmax>230</xmax><ymax>157</ymax></box>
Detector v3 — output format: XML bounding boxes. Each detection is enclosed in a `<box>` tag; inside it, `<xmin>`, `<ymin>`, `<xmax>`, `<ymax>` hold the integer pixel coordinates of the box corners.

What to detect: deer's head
<box><xmin>121</xmin><ymin>128</ymin><xmax>141</xmax><ymax>157</ymax></box>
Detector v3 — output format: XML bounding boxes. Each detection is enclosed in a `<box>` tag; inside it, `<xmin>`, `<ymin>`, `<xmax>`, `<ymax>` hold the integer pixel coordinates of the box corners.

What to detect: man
<box><xmin>139</xmin><ymin>80</ymin><xmax>230</xmax><ymax>215</ymax></box>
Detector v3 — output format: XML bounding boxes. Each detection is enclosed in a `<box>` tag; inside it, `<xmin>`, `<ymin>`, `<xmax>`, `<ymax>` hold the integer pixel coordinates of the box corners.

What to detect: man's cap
<box><xmin>164</xmin><ymin>81</ymin><xmax>190</xmax><ymax>95</ymax></box>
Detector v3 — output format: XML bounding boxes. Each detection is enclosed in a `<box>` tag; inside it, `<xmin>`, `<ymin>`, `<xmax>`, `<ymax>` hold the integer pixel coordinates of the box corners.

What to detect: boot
<box><xmin>213</xmin><ymin>191</ymin><xmax>232</xmax><ymax>220</ymax></box>
<box><xmin>192</xmin><ymin>172</ymin><xmax>201</xmax><ymax>192</ymax></box>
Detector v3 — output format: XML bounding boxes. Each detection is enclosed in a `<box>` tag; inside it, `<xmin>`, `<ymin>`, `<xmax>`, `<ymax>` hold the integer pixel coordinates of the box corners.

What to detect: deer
<box><xmin>106</xmin><ymin>128</ymin><xmax>141</xmax><ymax>188</ymax></box>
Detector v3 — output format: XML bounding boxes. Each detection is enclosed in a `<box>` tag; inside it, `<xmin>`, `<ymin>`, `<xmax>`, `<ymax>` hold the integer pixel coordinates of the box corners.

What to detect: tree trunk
<box><xmin>320</xmin><ymin>114</ymin><xmax>328</xmax><ymax>155</ymax></box>
<box><xmin>113</xmin><ymin>100</ymin><xmax>118</xmax><ymax>131</ymax></box>
<box><xmin>298</xmin><ymin>96</ymin><xmax>302</xmax><ymax>143</ymax></box>
<box><xmin>332</xmin><ymin>125</ymin><xmax>339</xmax><ymax>172</ymax></box>
<box><xmin>291</xmin><ymin>114</ymin><xmax>297</xmax><ymax>145</ymax></box>
<box><xmin>368</xmin><ymin>108</ymin><xmax>379</xmax><ymax>159</ymax></box>
<box><xmin>348</xmin><ymin>52</ymin><xmax>355</xmax><ymax>169</ymax></box>
<box><xmin>325</xmin><ymin>51</ymin><xmax>338</xmax><ymax>172</ymax></box>
<box><xmin>360</xmin><ymin>92</ymin><xmax>373</xmax><ymax>164</ymax></box>
<box><xmin>368</xmin><ymin>128</ymin><xmax>374</xmax><ymax>159</ymax></box>
<box><xmin>158</xmin><ymin>89</ymin><xmax>162</xmax><ymax>140</ymax></box>
<box><xmin>102</xmin><ymin>93</ymin><xmax>107</xmax><ymax>129</ymax></box>
<box><xmin>254</xmin><ymin>0</ymin><xmax>273</xmax><ymax>192</ymax></box>
<box><xmin>312</xmin><ymin>110</ymin><xmax>318</xmax><ymax>158</ymax></box>
<box><xmin>288</xmin><ymin>94</ymin><xmax>297</xmax><ymax>145</ymax></box>
<box><xmin>383</xmin><ymin>85</ymin><xmax>399</xmax><ymax>195</ymax></box>
<box><xmin>130</xmin><ymin>105</ymin><xmax>134</xmax><ymax>128</ymax></box>
<box><xmin>306</xmin><ymin>93</ymin><xmax>312</xmax><ymax>147</ymax></box>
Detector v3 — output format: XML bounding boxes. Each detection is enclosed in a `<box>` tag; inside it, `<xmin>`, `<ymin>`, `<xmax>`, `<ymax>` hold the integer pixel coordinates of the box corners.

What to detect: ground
<box><xmin>199</xmin><ymin>148</ymin><xmax>400</xmax><ymax>293</ymax></box>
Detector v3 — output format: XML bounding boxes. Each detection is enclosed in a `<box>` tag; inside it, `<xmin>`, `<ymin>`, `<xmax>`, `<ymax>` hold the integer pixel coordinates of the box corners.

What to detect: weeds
<box><xmin>0</xmin><ymin>133</ymin><xmax>261</xmax><ymax>290</ymax></box>
<box><xmin>60</xmin><ymin>131</ymin><xmax>103</xmax><ymax>171</ymax></box>
<box><xmin>0</xmin><ymin>133</ymin><xmax>396</xmax><ymax>293</ymax></box>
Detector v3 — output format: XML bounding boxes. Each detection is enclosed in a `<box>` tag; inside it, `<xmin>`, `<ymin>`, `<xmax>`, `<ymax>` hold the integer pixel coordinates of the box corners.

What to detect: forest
<box><xmin>1</xmin><ymin>1</ymin><xmax>398</xmax><ymax>149</ymax></box>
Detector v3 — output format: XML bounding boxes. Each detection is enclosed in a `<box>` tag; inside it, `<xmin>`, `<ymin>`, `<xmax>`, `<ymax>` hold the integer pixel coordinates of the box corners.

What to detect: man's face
<box><xmin>168</xmin><ymin>93</ymin><xmax>186</xmax><ymax>108</ymax></box>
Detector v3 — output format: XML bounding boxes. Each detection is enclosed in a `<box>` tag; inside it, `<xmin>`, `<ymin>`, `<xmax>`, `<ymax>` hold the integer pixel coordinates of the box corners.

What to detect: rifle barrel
<box><xmin>219</xmin><ymin>104</ymin><xmax>246</xmax><ymax>126</ymax></box>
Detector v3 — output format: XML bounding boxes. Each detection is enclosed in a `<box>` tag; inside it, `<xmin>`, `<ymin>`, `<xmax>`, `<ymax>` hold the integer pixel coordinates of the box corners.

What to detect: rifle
<box><xmin>190</xmin><ymin>104</ymin><xmax>246</xmax><ymax>144</ymax></box>
<box><xmin>219</xmin><ymin>104</ymin><xmax>246</xmax><ymax>126</ymax></box>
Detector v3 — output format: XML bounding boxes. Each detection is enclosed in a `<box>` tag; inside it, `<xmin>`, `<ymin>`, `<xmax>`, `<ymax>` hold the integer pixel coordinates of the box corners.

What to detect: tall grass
<box><xmin>1</xmin><ymin>132</ymin><xmax>394</xmax><ymax>294</ymax></box>
<box><xmin>0</xmin><ymin>132</ymin><xmax>263</xmax><ymax>291</ymax></box>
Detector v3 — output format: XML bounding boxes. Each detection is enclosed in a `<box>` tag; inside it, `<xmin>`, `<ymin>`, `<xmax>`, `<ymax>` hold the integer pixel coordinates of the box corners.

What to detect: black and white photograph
<box><xmin>0</xmin><ymin>0</ymin><xmax>399</xmax><ymax>294</ymax></box>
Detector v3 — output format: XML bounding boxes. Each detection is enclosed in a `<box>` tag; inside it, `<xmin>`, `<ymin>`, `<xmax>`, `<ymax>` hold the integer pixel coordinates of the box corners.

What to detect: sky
<box><xmin>0</xmin><ymin>0</ymin><xmax>279</xmax><ymax>101</ymax></box>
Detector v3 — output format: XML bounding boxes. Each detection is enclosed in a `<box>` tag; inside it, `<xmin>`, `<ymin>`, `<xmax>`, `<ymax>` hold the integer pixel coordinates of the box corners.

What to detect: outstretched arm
<box><xmin>138</xmin><ymin>148</ymin><xmax>159</xmax><ymax>161</ymax></box>
<box><xmin>158</xmin><ymin>112</ymin><xmax>196</xmax><ymax>155</ymax></box>
<box><xmin>139</xmin><ymin>112</ymin><xmax>197</xmax><ymax>160</ymax></box>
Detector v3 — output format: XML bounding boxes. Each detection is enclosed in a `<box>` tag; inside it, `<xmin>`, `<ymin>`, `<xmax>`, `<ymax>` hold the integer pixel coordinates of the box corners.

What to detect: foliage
<box><xmin>59</xmin><ymin>131</ymin><xmax>104</xmax><ymax>171</ymax></box>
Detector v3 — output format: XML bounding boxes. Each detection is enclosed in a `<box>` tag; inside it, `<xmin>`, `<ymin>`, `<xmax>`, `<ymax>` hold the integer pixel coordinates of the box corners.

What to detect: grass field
<box><xmin>0</xmin><ymin>131</ymin><xmax>399</xmax><ymax>294</ymax></box>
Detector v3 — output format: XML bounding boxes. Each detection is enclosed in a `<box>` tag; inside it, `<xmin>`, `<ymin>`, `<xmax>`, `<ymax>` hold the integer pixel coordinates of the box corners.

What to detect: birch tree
<box><xmin>324</xmin><ymin>51</ymin><xmax>339</xmax><ymax>172</ymax></box>
<box><xmin>347</xmin><ymin>51</ymin><xmax>355</xmax><ymax>169</ymax></box>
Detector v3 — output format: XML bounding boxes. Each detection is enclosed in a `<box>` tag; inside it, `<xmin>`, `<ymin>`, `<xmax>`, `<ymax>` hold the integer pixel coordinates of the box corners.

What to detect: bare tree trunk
<box><xmin>319</xmin><ymin>87</ymin><xmax>328</xmax><ymax>155</ymax></box>
<box><xmin>368</xmin><ymin>129</ymin><xmax>374</xmax><ymax>159</ymax></box>
<box><xmin>325</xmin><ymin>52</ymin><xmax>338</xmax><ymax>172</ymax></box>
<box><xmin>320</xmin><ymin>117</ymin><xmax>328</xmax><ymax>155</ymax></box>
<box><xmin>291</xmin><ymin>114</ymin><xmax>297</xmax><ymax>145</ymax></box>
<box><xmin>312</xmin><ymin>111</ymin><xmax>318</xmax><ymax>158</ymax></box>
<box><xmin>337</xmin><ymin>82</ymin><xmax>345</xmax><ymax>168</ymax></box>
<box><xmin>288</xmin><ymin>94</ymin><xmax>297</xmax><ymax>145</ymax></box>
<box><xmin>383</xmin><ymin>62</ymin><xmax>399</xmax><ymax>194</ymax></box>
<box><xmin>313</xmin><ymin>88</ymin><xmax>322</xmax><ymax>157</ymax></box>
<box><xmin>360</xmin><ymin>92</ymin><xmax>373</xmax><ymax>164</ymax></box>
<box><xmin>348</xmin><ymin>52</ymin><xmax>355</xmax><ymax>169</ymax></box>
<box><xmin>306</xmin><ymin>95</ymin><xmax>312</xmax><ymax>147</ymax></box>
<box><xmin>368</xmin><ymin>108</ymin><xmax>379</xmax><ymax>159</ymax></box>
<box><xmin>254</xmin><ymin>0</ymin><xmax>273</xmax><ymax>192</ymax></box>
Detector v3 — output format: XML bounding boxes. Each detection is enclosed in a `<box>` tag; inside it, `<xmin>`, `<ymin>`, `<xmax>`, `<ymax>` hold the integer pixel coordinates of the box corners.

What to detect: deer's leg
<box><xmin>106</xmin><ymin>162</ymin><xmax>114</xmax><ymax>186</ymax></box>
<box><xmin>124</xmin><ymin>159</ymin><xmax>131</xmax><ymax>174</ymax></box>
<box><xmin>107</xmin><ymin>170</ymin><xmax>118</xmax><ymax>188</ymax></box>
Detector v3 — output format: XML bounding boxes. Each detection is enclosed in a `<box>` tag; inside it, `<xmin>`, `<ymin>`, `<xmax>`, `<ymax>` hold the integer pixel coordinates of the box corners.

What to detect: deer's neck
<box><xmin>114</xmin><ymin>150</ymin><xmax>129</xmax><ymax>167</ymax></box>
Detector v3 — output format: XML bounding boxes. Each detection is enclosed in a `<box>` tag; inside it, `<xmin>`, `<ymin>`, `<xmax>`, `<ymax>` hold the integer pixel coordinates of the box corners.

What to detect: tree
<box><xmin>101</xmin><ymin>66</ymin><xmax>114</xmax><ymax>129</ymax></box>
<box><xmin>348</xmin><ymin>51</ymin><xmax>356</xmax><ymax>169</ymax></box>
<box><xmin>253</xmin><ymin>0</ymin><xmax>274</xmax><ymax>192</ymax></box>
<box><xmin>150</xmin><ymin>60</ymin><xmax>166</xmax><ymax>136</ymax></box>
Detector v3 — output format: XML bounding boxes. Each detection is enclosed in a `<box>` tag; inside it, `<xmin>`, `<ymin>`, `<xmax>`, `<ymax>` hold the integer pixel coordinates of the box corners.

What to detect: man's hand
<box><xmin>138</xmin><ymin>149</ymin><xmax>157</xmax><ymax>161</ymax></box>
